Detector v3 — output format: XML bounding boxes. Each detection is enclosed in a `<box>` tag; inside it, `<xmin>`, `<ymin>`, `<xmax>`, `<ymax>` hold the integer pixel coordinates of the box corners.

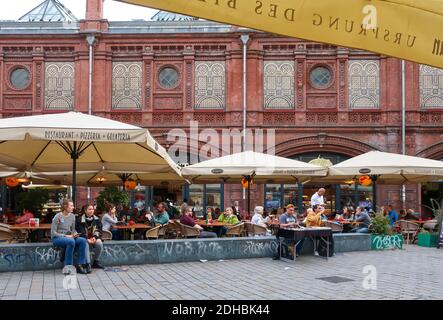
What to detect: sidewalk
<box><xmin>0</xmin><ymin>245</ymin><xmax>442</xmax><ymax>300</ymax></box>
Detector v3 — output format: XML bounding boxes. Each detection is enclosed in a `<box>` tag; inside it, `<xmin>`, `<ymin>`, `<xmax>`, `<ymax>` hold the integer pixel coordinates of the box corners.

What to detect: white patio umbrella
<box><xmin>328</xmin><ymin>151</ymin><xmax>443</xmax><ymax>183</ymax></box>
<box><xmin>0</xmin><ymin>112</ymin><xmax>183</xmax><ymax>205</ymax></box>
<box><xmin>182</xmin><ymin>151</ymin><xmax>327</xmax><ymax>214</ymax></box>
<box><xmin>182</xmin><ymin>151</ymin><xmax>327</xmax><ymax>184</ymax></box>
<box><xmin>327</xmin><ymin>151</ymin><xmax>443</xmax><ymax>208</ymax></box>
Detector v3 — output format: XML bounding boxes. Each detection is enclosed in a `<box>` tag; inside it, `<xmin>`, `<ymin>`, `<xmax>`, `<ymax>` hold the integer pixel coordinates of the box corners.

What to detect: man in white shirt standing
<box><xmin>311</xmin><ymin>188</ymin><xmax>326</xmax><ymax>207</ymax></box>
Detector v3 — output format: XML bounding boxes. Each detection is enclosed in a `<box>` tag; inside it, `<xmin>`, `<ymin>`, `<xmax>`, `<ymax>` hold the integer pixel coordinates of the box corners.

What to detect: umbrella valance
<box><xmin>182</xmin><ymin>151</ymin><xmax>327</xmax><ymax>184</ymax></box>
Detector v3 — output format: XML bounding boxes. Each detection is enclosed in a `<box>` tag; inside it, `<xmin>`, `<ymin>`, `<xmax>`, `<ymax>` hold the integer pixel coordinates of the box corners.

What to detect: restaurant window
<box><xmin>188</xmin><ymin>184</ymin><xmax>204</xmax><ymax>217</ymax></box>
<box><xmin>265</xmin><ymin>184</ymin><xmax>282</xmax><ymax>210</ymax></box>
<box><xmin>206</xmin><ymin>184</ymin><xmax>222</xmax><ymax>211</ymax></box>
<box><xmin>283</xmin><ymin>184</ymin><xmax>299</xmax><ymax>208</ymax></box>
<box><xmin>187</xmin><ymin>183</ymin><xmax>223</xmax><ymax>218</ymax></box>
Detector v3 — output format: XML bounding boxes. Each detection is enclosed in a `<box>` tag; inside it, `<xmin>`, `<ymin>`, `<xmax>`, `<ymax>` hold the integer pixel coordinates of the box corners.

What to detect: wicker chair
<box><xmin>396</xmin><ymin>220</ymin><xmax>420</xmax><ymax>244</ymax></box>
<box><xmin>176</xmin><ymin>221</ymin><xmax>200</xmax><ymax>238</ymax></box>
<box><xmin>244</xmin><ymin>222</ymin><xmax>268</xmax><ymax>236</ymax></box>
<box><xmin>224</xmin><ymin>223</ymin><xmax>244</xmax><ymax>237</ymax></box>
<box><xmin>145</xmin><ymin>225</ymin><xmax>161</xmax><ymax>239</ymax></box>
<box><xmin>101</xmin><ymin>230</ymin><xmax>113</xmax><ymax>240</ymax></box>
<box><xmin>0</xmin><ymin>228</ymin><xmax>15</xmax><ymax>243</ymax></box>
<box><xmin>166</xmin><ymin>220</ymin><xmax>182</xmax><ymax>239</ymax></box>
<box><xmin>158</xmin><ymin>223</ymin><xmax>168</xmax><ymax>238</ymax></box>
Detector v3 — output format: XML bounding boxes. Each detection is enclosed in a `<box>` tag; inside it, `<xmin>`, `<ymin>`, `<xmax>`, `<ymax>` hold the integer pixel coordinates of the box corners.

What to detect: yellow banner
<box><xmin>117</xmin><ymin>0</ymin><xmax>443</xmax><ymax>69</ymax></box>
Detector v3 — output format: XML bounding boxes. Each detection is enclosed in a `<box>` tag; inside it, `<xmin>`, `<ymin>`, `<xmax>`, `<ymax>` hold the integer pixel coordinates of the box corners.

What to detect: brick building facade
<box><xmin>1</xmin><ymin>0</ymin><xmax>443</xmax><ymax>216</ymax></box>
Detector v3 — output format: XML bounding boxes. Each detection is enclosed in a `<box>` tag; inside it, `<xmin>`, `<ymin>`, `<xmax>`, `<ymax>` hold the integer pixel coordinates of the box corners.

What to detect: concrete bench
<box><xmin>0</xmin><ymin>236</ymin><xmax>278</xmax><ymax>272</ymax></box>
<box><xmin>0</xmin><ymin>233</ymin><xmax>372</xmax><ymax>272</ymax></box>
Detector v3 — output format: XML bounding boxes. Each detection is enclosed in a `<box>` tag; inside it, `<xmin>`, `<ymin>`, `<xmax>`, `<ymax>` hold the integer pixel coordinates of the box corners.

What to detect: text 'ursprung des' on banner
<box><xmin>117</xmin><ymin>0</ymin><xmax>443</xmax><ymax>68</ymax></box>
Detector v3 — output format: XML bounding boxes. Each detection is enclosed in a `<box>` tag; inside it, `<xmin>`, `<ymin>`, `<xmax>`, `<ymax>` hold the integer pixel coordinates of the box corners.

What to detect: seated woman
<box><xmin>180</xmin><ymin>206</ymin><xmax>217</xmax><ymax>238</ymax></box>
<box><xmin>51</xmin><ymin>199</ymin><xmax>89</xmax><ymax>274</ymax></box>
<box><xmin>15</xmin><ymin>208</ymin><xmax>34</xmax><ymax>224</ymax></box>
<box><xmin>216</xmin><ymin>207</ymin><xmax>239</xmax><ymax>236</ymax></box>
<box><xmin>251</xmin><ymin>206</ymin><xmax>273</xmax><ymax>234</ymax></box>
<box><xmin>203</xmin><ymin>207</ymin><xmax>216</xmax><ymax>221</ymax></box>
<box><xmin>76</xmin><ymin>204</ymin><xmax>104</xmax><ymax>270</ymax></box>
<box><xmin>101</xmin><ymin>202</ymin><xmax>121</xmax><ymax>240</ymax></box>
<box><xmin>251</xmin><ymin>206</ymin><xmax>272</xmax><ymax>228</ymax></box>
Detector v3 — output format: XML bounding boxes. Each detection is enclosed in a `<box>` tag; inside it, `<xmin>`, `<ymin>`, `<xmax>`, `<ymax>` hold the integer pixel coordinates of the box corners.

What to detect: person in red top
<box><xmin>15</xmin><ymin>209</ymin><xmax>34</xmax><ymax>224</ymax></box>
<box><xmin>180</xmin><ymin>206</ymin><xmax>217</xmax><ymax>238</ymax></box>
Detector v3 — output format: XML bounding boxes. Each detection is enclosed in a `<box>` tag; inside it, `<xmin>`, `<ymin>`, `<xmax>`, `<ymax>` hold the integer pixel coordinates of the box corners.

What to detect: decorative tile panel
<box><xmin>44</xmin><ymin>62</ymin><xmax>74</xmax><ymax>110</ymax></box>
<box><xmin>264</xmin><ymin>61</ymin><xmax>294</xmax><ymax>109</ymax></box>
<box><xmin>348</xmin><ymin>60</ymin><xmax>380</xmax><ymax>109</ymax></box>
<box><xmin>420</xmin><ymin>64</ymin><xmax>443</xmax><ymax>109</ymax></box>
<box><xmin>194</xmin><ymin>61</ymin><xmax>225</xmax><ymax>109</ymax></box>
<box><xmin>112</xmin><ymin>62</ymin><xmax>142</xmax><ymax>109</ymax></box>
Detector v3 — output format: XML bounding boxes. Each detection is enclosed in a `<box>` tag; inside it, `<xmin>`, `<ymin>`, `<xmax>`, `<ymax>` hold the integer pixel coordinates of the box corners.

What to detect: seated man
<box><xmin>350</xmin><ymin>206</ymin><xmax>371</xmax><ymax>233</ymax></box>
<box><xmin>274</xmin><ymin>204</ymin><xmax>304</xmax><ymax>260</ymax></box>
<box><xmin>404</xmin><ymin>209</ymin><xmax>419</xmax><ymax>221</ymax></box>
<box><xmin>180</xmin><ymin>206</ymin><xmax>217</xmax><ymax>238</ymax></box>
<box><xmin>387</xmin><ymin>205</ymin><xmax>399</xmax><ymax>226</ymax></box>
<box><xmin>305</xmin><ymin>205</ymin><xmax>325</xmax><ymax>227</ymax></box>
<box><xmin>154</xmin><ymin>202</ymin><xmax>170</xmax><ymax>225</ymax></box>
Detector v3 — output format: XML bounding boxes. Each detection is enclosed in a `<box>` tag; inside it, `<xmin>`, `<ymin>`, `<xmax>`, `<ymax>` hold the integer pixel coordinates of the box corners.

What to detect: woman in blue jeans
<box><xmin>51</xmin><ymin>199</ymin><xmax>89</xmax><ymax>274</ymax></box>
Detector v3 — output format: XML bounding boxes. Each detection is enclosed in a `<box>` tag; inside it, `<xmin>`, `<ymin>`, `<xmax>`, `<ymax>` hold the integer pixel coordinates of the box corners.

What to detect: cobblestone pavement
<box><xmin>0</xmin><ymin>245</ymin><xmax>442</xmax><ymax>300</ymax></box>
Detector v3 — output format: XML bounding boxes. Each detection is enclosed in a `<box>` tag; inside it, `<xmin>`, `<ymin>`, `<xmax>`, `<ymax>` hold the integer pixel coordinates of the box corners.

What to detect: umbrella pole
<box><xmin>371</xmin><ymin>175</ymin><xmax>378</xmax><ymax>212</ymax></box>
<box><xmin>71</xmin><ymin>142</ymin><xmax>79</xmax><ymax>209</ymax></box>
<box><xmin>248</xmin><ymin>181</ymin><xmax>251</xmax><ymax>219</ymax></box>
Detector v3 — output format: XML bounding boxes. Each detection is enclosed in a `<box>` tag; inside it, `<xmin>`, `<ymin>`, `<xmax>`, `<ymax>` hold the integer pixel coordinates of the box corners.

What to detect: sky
<box><xmin>0</xmin><ymin>0</ymin><xmax>158</xmax><ymax>21</ymax></box>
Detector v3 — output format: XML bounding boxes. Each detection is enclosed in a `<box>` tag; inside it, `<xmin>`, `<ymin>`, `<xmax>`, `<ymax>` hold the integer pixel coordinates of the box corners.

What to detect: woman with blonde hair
<box><xmin>51</xmin><ymin>198</ymin><xmax>89</xmax><ymax>274</ymax></box>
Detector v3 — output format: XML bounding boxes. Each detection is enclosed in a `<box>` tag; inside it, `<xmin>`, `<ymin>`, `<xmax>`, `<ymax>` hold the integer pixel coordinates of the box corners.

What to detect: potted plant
<box><xmin>370</xmin><ymin>214</ymin><xmax>403</xmax><ymax>250</ymax></box>
<box><xmin>15</xmin><ymin>188</ymin><xmax>50</xmax><ymax>215</ymax></box>
<box><xmin>96</xmin><ymin>186</ymin><xmax>129</xmax><ymax>213</ymax></box>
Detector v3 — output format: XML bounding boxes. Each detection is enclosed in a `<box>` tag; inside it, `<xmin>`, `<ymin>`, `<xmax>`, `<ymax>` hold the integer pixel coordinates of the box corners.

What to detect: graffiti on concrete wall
<box><xmin>241</xmin><ymin>240</ymin><xmax>278</xmax><ymax>256</ymax></box>
<box><xmin>0</xmin><ymin>246</ymin><xmax>61</xmax><ymax>271</ymax></box>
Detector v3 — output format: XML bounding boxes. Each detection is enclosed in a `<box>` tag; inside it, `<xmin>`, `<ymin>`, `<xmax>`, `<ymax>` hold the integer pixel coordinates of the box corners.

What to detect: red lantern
<box><xmin>5</xmin><ymin>177</ymin><xmax>19</xmax><ymax>188</ymax></box>
<box><xmin>124</xmin><ymin>179</ymin><xmax>137</xmax><ymax>190</ymax></box>
<box><xmin>358</xmin><ymin>175</ymin><xmax>372</xmax><ymax>186</ymax></box>
<box><xmin>241</xmin><ymin>178</ymin><xmax>252</xmax><ymax>188</ymax></box>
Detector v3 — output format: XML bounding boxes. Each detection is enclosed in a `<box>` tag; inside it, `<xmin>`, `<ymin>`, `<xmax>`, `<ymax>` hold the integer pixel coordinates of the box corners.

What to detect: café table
<box><xmin>8</xmin><ymin>223</ymin><xmax>52</xmax><ymax>242</ymax></box>
<box><xmin>113</xmin><ymin>223</ymin><xmax>152</xmax><ymax>240</ymax></box>
<box><xmin>195</xmin><ymin>220</ymin><xmax>233</xmax><ymax>227</ymax></box>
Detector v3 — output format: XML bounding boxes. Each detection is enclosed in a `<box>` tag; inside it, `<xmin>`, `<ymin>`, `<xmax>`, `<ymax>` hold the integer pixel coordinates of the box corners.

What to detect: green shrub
<box><xmin>96</xmin><ymin>186</ymin><xmax>129</xmax><ymax>212</ymax></box>
<box><xmin>15</xmin><ymin>189</ymin><xmax>50</xmax><ymax>214</ymax></box>
<box><xmin>370</xmin><ymin>214</ymin><xmax>392</xmax><ymax>235</ymax></box>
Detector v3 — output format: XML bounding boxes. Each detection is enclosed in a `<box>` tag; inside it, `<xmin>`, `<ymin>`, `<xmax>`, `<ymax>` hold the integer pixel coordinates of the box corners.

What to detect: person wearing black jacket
<box><xmin>76</xmin><ymin>204</ymin><xmax>104</xmax><ymax>270</ymax></box>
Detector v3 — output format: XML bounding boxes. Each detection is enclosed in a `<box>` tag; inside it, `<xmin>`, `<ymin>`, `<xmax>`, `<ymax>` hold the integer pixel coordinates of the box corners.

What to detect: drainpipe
<box><xmin>240</xmin><ymin>34</ymin><xmax>250</xmax><ymax>204</ymax></box>
<box><xmin>86</xmin><ymin>35</ymin><xmax>96</xmax><ymax>202</ymax></box>
<box><xmin>240</xmin><ymin>34</ymin><xmax>250</xmax><ymax>152</ymax></box>
<box><xmin>401</xmin><ymin>60</ymin><xmax>406</xmax><ymax>211</ymax></box>
<box><xmin>86</xmin><ymin>35</ymin><xmax>96</xmax><ymax>116</ymax></box>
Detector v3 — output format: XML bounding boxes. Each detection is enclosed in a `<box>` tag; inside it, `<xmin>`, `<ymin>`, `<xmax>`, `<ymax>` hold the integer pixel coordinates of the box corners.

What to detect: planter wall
<box><xmin>371</xmin><ymin>234</ymin><xmax>403</xmax><ymax>250</ymax></box>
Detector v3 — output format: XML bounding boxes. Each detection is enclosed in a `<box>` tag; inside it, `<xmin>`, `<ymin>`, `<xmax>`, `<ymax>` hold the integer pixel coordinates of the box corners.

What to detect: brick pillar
<box><xmin>86</xmin><ymin>0</ymin><xmax>104</xmax><ymax>20</ymax></box>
